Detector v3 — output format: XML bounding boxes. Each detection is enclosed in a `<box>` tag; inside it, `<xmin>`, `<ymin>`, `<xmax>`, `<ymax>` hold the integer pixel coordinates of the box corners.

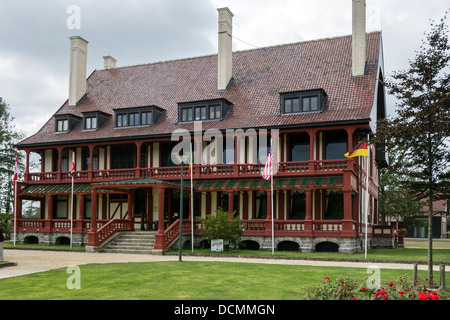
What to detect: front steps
<box><xmin>102</xmin><ymin>231</ymin><xmax>158</xmax><ymax>254</ymax></box>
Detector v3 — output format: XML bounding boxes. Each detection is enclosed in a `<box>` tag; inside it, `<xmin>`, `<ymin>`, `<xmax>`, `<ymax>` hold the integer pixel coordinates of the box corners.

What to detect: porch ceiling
<box><xmin>190</xmin><ymin>176</ymin><xmax>343</xmax><ymax>191</ymax></box>
<box><xmin>20</xmin><ymin>176</ymin><xmax>343</xmax><ymax>195</ymax></box>
<box><xmin>20</xmin><ymin>183</ymin><xmax>92</xmax><ymax>195</ymax></box>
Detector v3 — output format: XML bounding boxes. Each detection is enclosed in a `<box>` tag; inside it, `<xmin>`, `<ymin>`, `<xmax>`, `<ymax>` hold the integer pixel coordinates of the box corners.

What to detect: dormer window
<box><xmin>114</xmin><ymin>105</ymin><xmax>164</xmax><ymax>128</ymax></box>
<box><xmin>85</xmin><ymin>116</ymin><xmax>97</xmax><ymax>130</ymax></box>
<box><xmin>82</xmin><ymin>111</ymin><xmax>111</xmax><ymax>131</ymax></box>
<box><xmin>57</xmin><ymin>119</ymin><xmax>69</xmax><ymax>132</ymax></box>
<box><xmin>178</xmin><ymin>99</ymin><xmax>232</xmax><ymax>123</ymax></box>
<box><xmin>54</xmin><ymin>114</ymin><xmax>81</xmax><ymax>133</ymax></box>
<box><xmin>281</xmin><ymin>89</ymin><xmax>327</xmax><ymax>115</ymax></box>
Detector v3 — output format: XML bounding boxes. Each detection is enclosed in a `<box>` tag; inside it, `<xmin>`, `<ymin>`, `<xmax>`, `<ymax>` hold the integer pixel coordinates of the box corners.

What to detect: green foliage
<box><xmin>379</xmin><ymin>146</ymin><xmax>422</xmax><ymax>224</ymax></box>
<box><xmin>0</xmin><ymin>212</ymin><xmax>12</xmax><ymax>236</ymax></box>
<box><xmin>304</xmin><ymin>274</ymin><xmax>449</xmax><ymax>300</ymax></box>
<box><xmin>0</xmin><ymin>97</ymin><xmax>25</xmax><ymax>216</ymax></box>
<box><xmin>373</xmin><ymin>13</ymin><xmax>450</xmax><ymax>280</ymax></box>
<box><xmin>199</xmin><ymin>207</ymin><xmax>242</xmax><ymax>246</ymax></box>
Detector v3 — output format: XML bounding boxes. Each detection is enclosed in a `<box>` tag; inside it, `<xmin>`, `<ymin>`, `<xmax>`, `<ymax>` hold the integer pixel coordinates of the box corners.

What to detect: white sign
<box><xmin>211</xmin><ymin>239</ymin><xmax>224</xmax><ymax>252</ymax></box>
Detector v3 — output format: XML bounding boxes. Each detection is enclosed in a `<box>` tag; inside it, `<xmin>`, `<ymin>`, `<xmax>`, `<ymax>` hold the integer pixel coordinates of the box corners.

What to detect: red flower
<box><xmin>361</xmin><ymin>287</ymin><xmax>366</xmax><ymax>291</ymax></box>
<box><xmin>399</xmin><ymin>291</ymin><xmax>404</xmax><ymax>295</ymax></box>
<box><xmin>352</xmin><ymin>297</ymin><xmax>358</xmax><ymax>300</ymax></box>
<box><xmin>325</xmin><ymin>276</ymin><xmax>329</xmax><ymax>281</ymax></box>
<box><xmin>382</xmin><ymin>296</ymin><xmax>389</xmax><ymax>300</ymax></box>
<box><xmin>380</xmin><ymin>289</ymin><xmax>387</xmax><ymax>295</ymax></box>
<box><xmin>388</xmin><ymin>282</ymin><xmax>394</xmax><ymax>287</ymax></box>
<box><xmin>432</xmin><ymin>295</ymin><xmax>440</xmax><ymax>301</ymax></box>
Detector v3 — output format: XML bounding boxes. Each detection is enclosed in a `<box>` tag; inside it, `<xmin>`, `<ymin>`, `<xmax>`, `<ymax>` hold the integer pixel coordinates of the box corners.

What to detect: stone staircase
<box><xmin>102</xmin><ymin>231</ymin><xmax>157</xmax><ymax>254</ymax></box>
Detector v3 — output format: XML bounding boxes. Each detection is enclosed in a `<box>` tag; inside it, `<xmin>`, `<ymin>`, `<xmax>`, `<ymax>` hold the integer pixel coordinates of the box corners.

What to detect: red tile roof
<box><xmin>18</xmin><ymin>32</ymin><xmax>382</xmax><ymax>147</ymax></box>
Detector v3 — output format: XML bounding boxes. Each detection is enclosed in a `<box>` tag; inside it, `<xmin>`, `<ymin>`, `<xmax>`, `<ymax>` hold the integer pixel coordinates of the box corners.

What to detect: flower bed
<box><xmin>304</xmin><ymin>275</ymin><xmax>449</xmax><ymax>300</ymax></box>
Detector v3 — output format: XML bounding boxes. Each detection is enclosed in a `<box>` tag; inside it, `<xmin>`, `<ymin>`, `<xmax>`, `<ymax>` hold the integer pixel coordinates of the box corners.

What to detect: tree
<box><xmin>379</xmin><ymin>146</ymin><xmax>422</xmax><ymax>226</ymax></box>
<box><xmin>374</xmin><ymin>13</ymin><xmax>450</xmax><ymax>283</ymax></box>
<box><xmin>0</xmin><ymin>97</ymin><xmax>24</xmax><ymax>221</ymax></box>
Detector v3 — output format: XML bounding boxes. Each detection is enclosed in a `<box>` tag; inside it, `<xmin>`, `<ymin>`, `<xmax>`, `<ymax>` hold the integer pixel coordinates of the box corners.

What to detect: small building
<box><xmin>405</xmin><ymin>199</ymin><xmax>449</xmax><ymax>239</ymax></box>
<box><xmin>13</xmin><ymin>1</ymin><xmax>393</xmax><ymax>253</ymax></box>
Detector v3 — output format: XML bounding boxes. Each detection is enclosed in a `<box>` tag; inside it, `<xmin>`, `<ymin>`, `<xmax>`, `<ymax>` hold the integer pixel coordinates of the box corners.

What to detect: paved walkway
<box><xmin>0</xmin><ymin>249</ymin><xmax>442</xmax><ymax>280</ymax></box>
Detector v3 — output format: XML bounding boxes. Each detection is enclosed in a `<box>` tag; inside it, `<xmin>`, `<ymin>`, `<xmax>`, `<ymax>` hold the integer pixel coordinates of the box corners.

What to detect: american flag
<box><xmin>262</xmin><ymin>147</ymin><xmax>273</xmax><ymax>181</ymax></box>
<box><xmin>70</xmin><ymin>152</ymin><xmax>76</xmax><ymax>177</ymax></box>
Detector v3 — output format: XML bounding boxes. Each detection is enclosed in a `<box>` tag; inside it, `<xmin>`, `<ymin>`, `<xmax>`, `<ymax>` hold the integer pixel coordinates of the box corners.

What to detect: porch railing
<box><xmin>25</xmin><ymin>159</ymin><xmax>358</xmax><ymax>184</ymax></box>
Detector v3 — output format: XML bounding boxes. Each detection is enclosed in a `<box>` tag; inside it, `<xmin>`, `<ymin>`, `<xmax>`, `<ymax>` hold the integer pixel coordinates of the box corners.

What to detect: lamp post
<box><xmin>179</xmin><ymin>161</ymin><xmax>184</xmax><ymax>262</ymax></box>
<box><xmin>176</xmin><ymin>154</ymin><xmax>189</xmax><ymax>262</ymax></box>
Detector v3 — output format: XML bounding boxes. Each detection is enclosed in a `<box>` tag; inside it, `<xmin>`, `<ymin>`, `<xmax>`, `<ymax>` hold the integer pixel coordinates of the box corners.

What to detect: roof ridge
<box><xmin>98</xmin><ymin>31</ymin><xmax>381</xmax><ymax>72</ymax></box>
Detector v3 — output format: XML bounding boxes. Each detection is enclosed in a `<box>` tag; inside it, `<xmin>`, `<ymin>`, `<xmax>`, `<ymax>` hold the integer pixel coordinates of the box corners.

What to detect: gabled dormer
<box><xmin>54</xmin><ymin>114</ymin><xmax>81</xmax><ymax>133</ymax></box>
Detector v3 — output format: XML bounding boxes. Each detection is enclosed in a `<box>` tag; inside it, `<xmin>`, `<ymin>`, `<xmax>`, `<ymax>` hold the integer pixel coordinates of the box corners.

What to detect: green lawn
<box><xmin>171</xmin><ymin>247</ymin><xmax>450</xmax><ymax>264</ymax></box>
<box><xmin>0</xmin><ymin>261</ymin><xmax>448</xmax><ymax>300</ymax></box>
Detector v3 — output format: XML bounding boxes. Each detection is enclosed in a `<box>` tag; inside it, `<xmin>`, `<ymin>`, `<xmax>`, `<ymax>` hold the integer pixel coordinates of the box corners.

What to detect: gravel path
<box><xmin>0</xmin><ymin>249</ymin><xmax>442</xmax><ymax>280</ymax></box>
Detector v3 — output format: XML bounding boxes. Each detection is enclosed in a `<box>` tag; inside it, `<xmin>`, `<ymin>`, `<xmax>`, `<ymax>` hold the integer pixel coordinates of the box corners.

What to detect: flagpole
<box><xmin>13</xmin><ymin>179</ymin><xmax>17</xmax><ymax>247</ymax></box>
<box><xmin>271</xmin><ymin>138</ymin><xmax>274</xmax><ymax>255</ymax></box>
<box><xmin>190</xmin><ymin>141</ymin><xmax>194</xmax><ymax>253</ymax></box>
<box><xmin>365</xmin><ymin>135</ymin><xmax>370</xmax><ymax>260</ymax></box>
<box><xmin>70</xmin><ymin>152</ymin><xmax>75</xmax><ymax>248</ymax></box>
<box><xmin>70</xmin><ymin>174</ymin><xmax>74</xmax><ymax>248</ymax></box>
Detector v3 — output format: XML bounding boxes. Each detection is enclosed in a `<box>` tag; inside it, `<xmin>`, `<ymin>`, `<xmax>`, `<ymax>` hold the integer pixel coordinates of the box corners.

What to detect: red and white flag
<box><xmin>262</xmin><ymin>147</ymin><xmax>273</xmax><ymax>181</ymax></box>
<box><xmin>13</xmin><ymin>157</ymin><xmax>19</xmax><ymax>183</ymax></box>
<box><xmin>71</xmin><ymin>152</ymin><xmax>76</xmax><ymax>177</ymax></box>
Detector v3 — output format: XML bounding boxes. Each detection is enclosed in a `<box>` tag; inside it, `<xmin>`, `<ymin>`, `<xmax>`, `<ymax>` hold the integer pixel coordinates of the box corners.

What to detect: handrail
<box><xmin>95</xmin><ymin>219</ymin><xmax>133</xmax><ymax>246</ymax></box>
<box><xmin>25</xmin><ymin>159</ymin><xmax>358</xmax><ymax>183</ymax></box>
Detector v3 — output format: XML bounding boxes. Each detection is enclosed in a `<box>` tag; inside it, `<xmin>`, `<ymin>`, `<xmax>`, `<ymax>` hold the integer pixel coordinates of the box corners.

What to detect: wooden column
<box><xmin>304</xmin><ymin>189</ymin><xmax>313</xmax><ymax>236</ymax></box>
<box><xmin>87</xmin><ymin>188</ymin><xmax>99</xmax><ymax>247</ymax></box>
<box><xmin>127</xmin><ymin>191</ymin><xmax>134</xmax><ymax>220</ymax></box>
<box><xmin>154</xmin><ymin>186</ymin><xmax>166</xmax><ymax>250</ymax></box>
<box><xmin>157</xmin><ymin>187</ymin><xmax>165</xmax><ymax>234</ymax></box>
<box><xmin>342</xmin><ymin>189</ymin><xmax>354</xmax><ymax>237</ymax></box>
<box><xmin>228</xmin><ymin>191</ymin><xmax>234</xmax><ymax>214</ymax></box>
<box><xmin>79</xmin><ymin>195</ymin><xmax>85</xmax><ymax>220</ymax></box>
<box><xmin>242</xmin><ymin>191</ymin><xmax>249</xmax><ymax>220</ymax></box>
<box><xmin>147</xmin><ymin>190</ymin><xmax>153</xmax><ymax>227</ymax></box>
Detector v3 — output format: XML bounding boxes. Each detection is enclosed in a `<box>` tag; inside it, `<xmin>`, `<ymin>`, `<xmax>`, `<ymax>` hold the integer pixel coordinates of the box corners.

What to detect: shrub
<box><xmin>198</xmin><ymin>207</ymin><xmax>242</xmax><ymax>246</ymax></box>
<box><xmin>304</xmin><ymin>274</ymin><xmax>449</xmax><ymax>300</ymax></box>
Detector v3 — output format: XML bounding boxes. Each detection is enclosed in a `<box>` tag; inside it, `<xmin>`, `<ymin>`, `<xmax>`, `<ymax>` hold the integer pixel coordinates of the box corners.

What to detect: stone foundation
<box><xmin>174</xmin><ymin>235</ymin><xmax>394</xmax><ymax>254</ymax></box>
<box><xmin>11</xmin><ymin>232</ymin><xmax>88</xmax><ymax>247</ymax></box>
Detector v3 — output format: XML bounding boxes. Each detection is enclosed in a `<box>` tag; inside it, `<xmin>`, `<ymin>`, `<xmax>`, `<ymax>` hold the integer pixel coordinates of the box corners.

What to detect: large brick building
<box><xmin>14</xmin><ymin>1</ymin><xmax>393</xmax><ymax>253</ymax></box>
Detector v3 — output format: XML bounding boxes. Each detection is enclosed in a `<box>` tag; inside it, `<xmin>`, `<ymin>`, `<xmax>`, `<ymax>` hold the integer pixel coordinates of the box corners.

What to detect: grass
<box><xmin>3</xmin><ymin>242</ymin><xmax>85</xmax><ymax>251</ymax></box>
<box><xmin>169</xmin><ymin>247</ymin><xmax>450</xmax><ymax>265</ymax></box>
<box><xmin>0</xmin><ymin>261</ymin><xmax>449</xmax><ymax>300</ymax></box>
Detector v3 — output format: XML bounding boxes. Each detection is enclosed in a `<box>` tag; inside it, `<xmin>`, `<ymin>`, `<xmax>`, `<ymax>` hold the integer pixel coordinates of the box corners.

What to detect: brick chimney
<box><xmin>68</xmin><ymin>36</ymin><xmax>88</xmax><ymax>106</ymax></box>
<box><xmin>103</xmin><ymin>55</ymin><xmax>117</xmax><ymax>69</ymax></box>
<box><xmin>352</xmin><ymin>0</ymin><xmax>366</xmax><ymax>77</ymax></box>
<box><xmin>217</xmin><ymin>7</ymin><xmax>233</xmax><ymax>91</ymax></box>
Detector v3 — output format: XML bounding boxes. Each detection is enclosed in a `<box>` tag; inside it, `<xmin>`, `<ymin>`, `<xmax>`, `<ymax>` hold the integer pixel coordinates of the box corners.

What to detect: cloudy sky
<box><xmin>0</xmin><ymin>0</ymin><xmax>448</xmax><ymax>138</ymax></box>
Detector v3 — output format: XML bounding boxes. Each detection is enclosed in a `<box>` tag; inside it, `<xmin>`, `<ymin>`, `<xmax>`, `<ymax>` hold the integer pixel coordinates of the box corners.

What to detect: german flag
<box><xmin>345</xmin><ymin>142</ymin><xmax>368</xmax><ymax>158</ymax></box>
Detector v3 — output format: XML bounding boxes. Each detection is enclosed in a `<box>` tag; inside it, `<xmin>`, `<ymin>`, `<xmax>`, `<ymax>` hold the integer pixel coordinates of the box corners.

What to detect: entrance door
<box><xmin>135</xmin><ymin>190</ymin><xmax>146</xmax><ymax>216</ymax></box>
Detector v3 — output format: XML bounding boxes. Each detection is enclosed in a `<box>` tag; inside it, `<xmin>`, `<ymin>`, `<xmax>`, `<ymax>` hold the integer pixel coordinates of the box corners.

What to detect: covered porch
<box><xmin>13</xmin><ymin>174</ymin><xmax>391</xmax><ymax>251</ymax></box>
